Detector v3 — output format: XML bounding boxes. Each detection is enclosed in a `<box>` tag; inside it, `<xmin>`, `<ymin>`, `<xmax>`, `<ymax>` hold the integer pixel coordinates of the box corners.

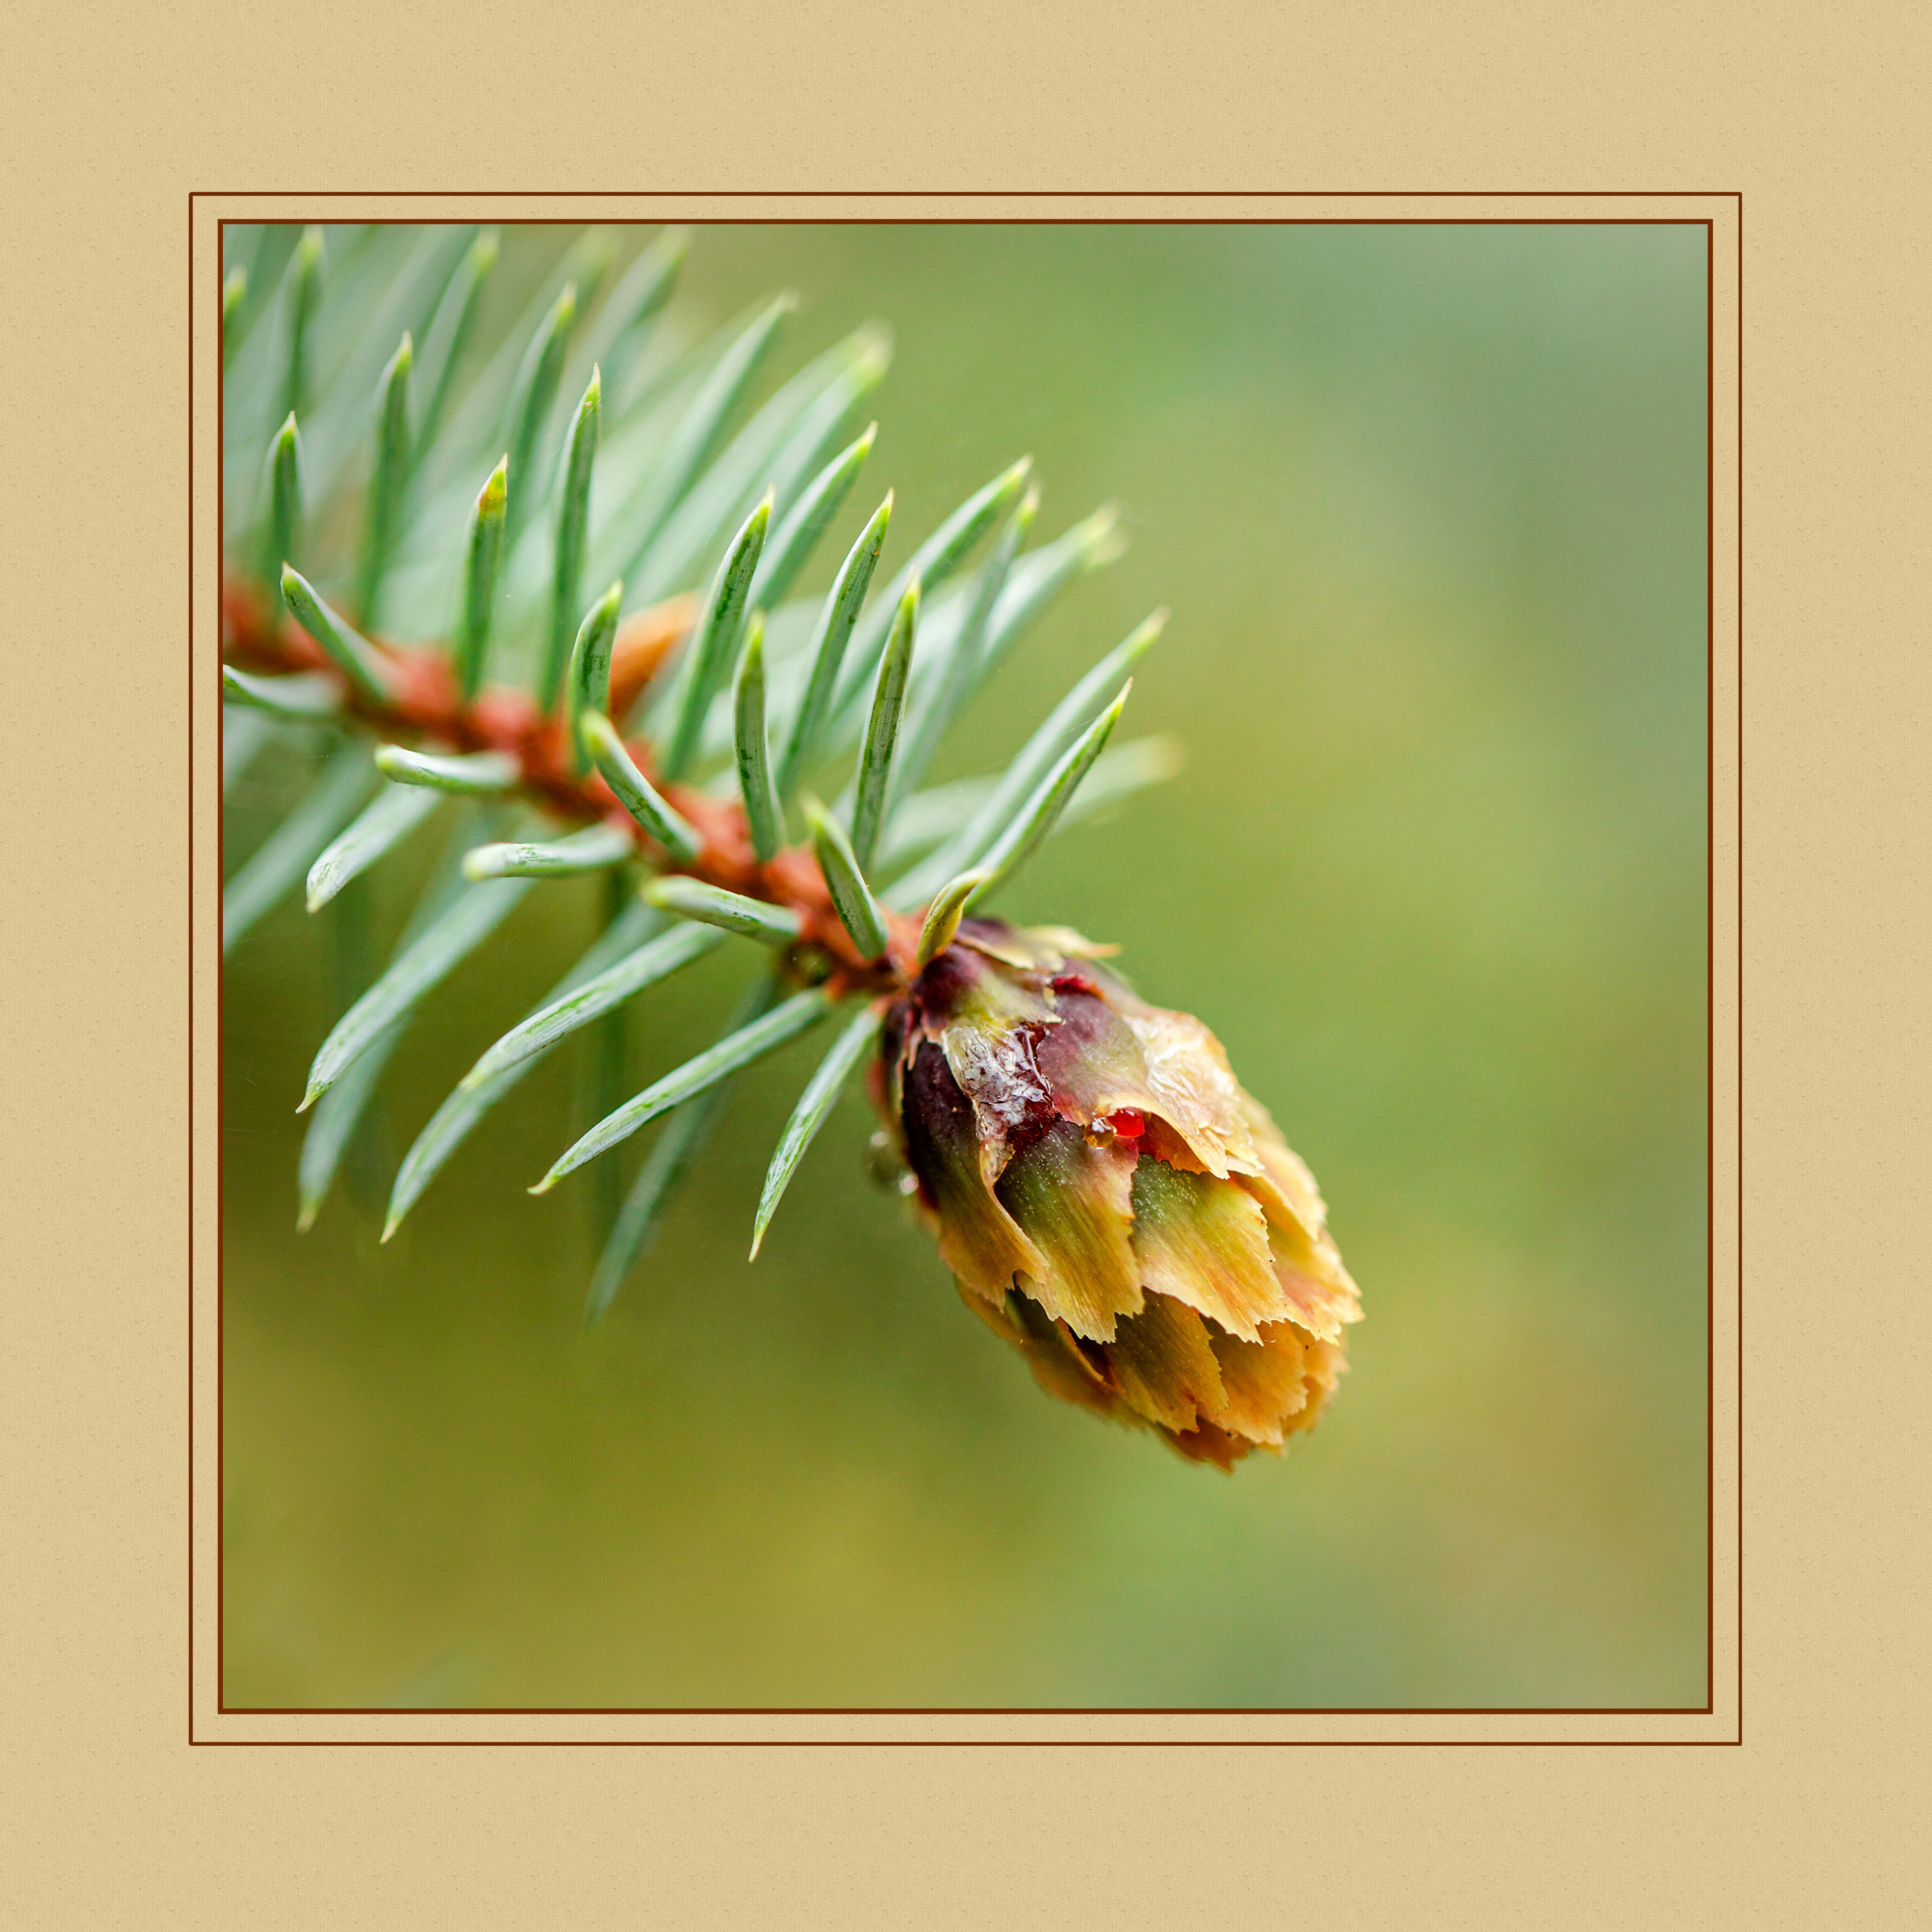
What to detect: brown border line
<box><xmin>189</xmin><ymin>194</ymin><xmax>198</xmax><ymax>1743</ymax></box>
<box><xmin>1706</xmin><ymin>218</ymin><xmax>1716</xmax><ymax>1719</ymax></box>
<box><xmin>201</xmin><ymin>189</ymin><xmax>1738</xmax><ymax>199</ymax></box>
<box><xmin>195</xmin><ymin>1738</ymin><xmax>1727</xmax><ymax>1748</ymax></box>
<box><xmin>196</xmin><ymin>193</ymin><xmax>1741</xmax><ymax>1744</ymax></box>
<box><xmin>202</xmin><ymin>214</ymin><xmax>1708</xmax><ymax>230</ymax></box>
<box><xmin>230</xmin><ymin>1703</ymin><xmax>1713</xmax><ymax>1716</ymax></box>
<box><xmin>1734</xmin><ymin>192</ymin><xmax>1745</xmax><ymax>1747</ymax></box>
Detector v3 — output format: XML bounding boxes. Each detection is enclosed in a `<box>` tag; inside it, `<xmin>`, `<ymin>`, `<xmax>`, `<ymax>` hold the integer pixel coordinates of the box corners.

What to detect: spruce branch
<box><xmin>207</xmin><ymin>223</ymin><xmax>1362</xmax><ymax>1471</ymax></box>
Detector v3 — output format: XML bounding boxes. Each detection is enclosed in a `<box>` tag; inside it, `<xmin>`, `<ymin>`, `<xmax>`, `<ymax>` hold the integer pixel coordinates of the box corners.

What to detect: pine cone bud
<box><xmin>876</xmin><ymin>920</ymin><xmax>1361</xmax><ymax>1467</ymax></box>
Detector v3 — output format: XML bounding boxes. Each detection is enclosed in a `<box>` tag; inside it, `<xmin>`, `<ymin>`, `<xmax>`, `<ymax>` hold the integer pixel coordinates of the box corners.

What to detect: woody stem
<box><xmin>220</xmin><ymin>571</ymin><xmax>916</xmax><ymax>991</ymax></box>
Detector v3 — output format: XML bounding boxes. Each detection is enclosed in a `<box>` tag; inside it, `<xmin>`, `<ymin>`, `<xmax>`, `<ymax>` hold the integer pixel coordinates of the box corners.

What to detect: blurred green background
<box><xmin>222</xmin><ymin>222</ymin><xmax>1709</xmax><ymax>1709</ymax></box>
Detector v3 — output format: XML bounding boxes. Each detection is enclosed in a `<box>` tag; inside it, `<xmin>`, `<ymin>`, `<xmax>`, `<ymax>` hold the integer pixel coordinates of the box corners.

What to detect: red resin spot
<box><xmin>1104</xmin><ymin>1108</ymin><xmax>1146</xmax><ymax>1141</ymax></box>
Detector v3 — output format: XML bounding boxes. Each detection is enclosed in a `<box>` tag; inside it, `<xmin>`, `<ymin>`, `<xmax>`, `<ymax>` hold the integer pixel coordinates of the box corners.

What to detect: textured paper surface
<box><xmin>7</xmin><ymin>6</ymin><xmax>1921</xmax><ymax>1924</ymax></box>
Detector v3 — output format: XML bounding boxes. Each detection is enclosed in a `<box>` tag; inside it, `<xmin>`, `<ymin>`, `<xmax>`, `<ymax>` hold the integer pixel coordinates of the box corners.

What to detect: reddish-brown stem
<box><xmin>222</xmin><ymin>572</ymin><xmax>923</xmax><ymax>994</ymax></box>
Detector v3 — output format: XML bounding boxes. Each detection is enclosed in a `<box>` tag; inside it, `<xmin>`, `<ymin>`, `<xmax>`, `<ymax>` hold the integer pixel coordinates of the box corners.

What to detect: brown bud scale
<box><xmin>878</xmin><ymin>920</ymin><xmax>1361</xmax><ymax>1467</ymax></box>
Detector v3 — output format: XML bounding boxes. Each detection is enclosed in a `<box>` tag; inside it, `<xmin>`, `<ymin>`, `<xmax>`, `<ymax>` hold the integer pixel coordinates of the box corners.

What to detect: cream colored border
<box><xmin>192</xmin><ymin>191</ymin><xmax>1738</xmax><ymax>1747</ymax></box>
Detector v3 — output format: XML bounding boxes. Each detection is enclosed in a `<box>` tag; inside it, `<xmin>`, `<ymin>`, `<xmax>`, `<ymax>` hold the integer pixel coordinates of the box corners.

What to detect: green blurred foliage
<box><xmin>222</xmin><ymin>223</ymin><xmax>1708</xmax><ymax>1709</ymax></box>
